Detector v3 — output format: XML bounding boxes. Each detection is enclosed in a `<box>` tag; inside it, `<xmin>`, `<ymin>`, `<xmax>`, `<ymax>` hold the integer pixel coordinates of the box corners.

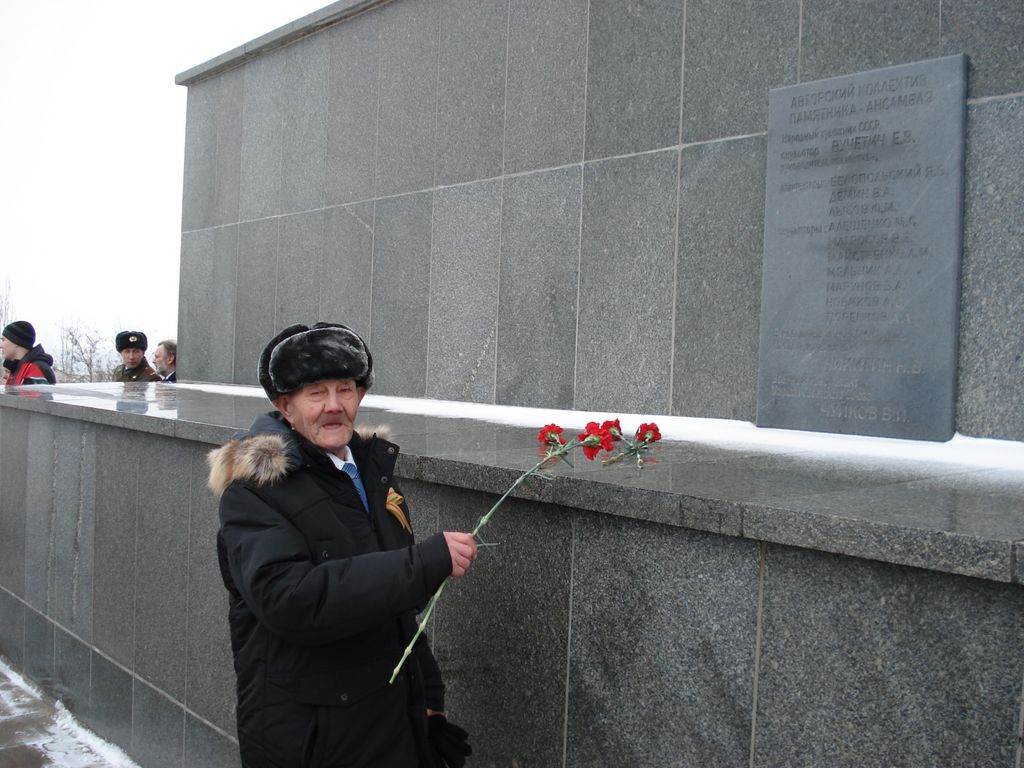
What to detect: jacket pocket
<box><xmin>284</xmin><ymin>659</ymin><xmax>397</xmax><ymax>708</ymax></box>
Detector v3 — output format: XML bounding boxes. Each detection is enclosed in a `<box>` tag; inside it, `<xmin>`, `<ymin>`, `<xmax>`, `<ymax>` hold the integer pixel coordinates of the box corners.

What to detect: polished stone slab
<box><xmin>426</xmin><ymin>486</ymin><xmax>573</xmax><ymax>768</ymax></box>
<box><xmin>51</xmin><ymin>419</ymin><xmax>95</xmax><ymax>641</ymax></box>
<box><xmin>281</xmin><ymin>34</ymin><xmax>328</xmax><ymax>215</ymax></box>
<box><xmin>185</xmin><ymin>715</ymin><xmax>241</xmax><ymax>768</ymax></box>
<box><xmin>584</xmin><ymin>0</ymin><xmax>683</xmax><ymax>159</ymax></box>
<box><xmin>24</xmin><ymin>413</ymin><xmax>56</xmax><ymax>614</ymax></box>
<box><xmin>682</xmin><ymin>0</ymin><xmax>797</xmax><ymax>142</ymax></box>
<box><xmin>675</xmin><ymin>136</ymin><xmax>766</xmax><ymax>422</ymax></box>
<box><xmin>496</xmin><ymin>166</ymin><xmax>581</xmax><ymax>409</ymax></box>
<box><xmin>0</xmin><ymin>587</ymin><xmax>25</xmax><ymax>667</ymax></box>
<box><xmin>91</xmin><ymin>424</ymin><xmax>141</xmax><ymax>668</ymax></box>
<box><xmin>325</xmin><ymin>9</ymin><xmax>379</xmax><ymax>206</ymax></box>
<box><xmin>234</xmin><ymin>218</ymin><xmax>280</xmax><ymax>387</ymax></box>
<box><xmin>181</xmin><ymin>69</ymin><xmax>243</xmax><ymax>231</ymax></box>
<box><xmin>186</xmin><ymin>444</ymin><xmax>237</xmax><ymax>736</ymax></box>
<box><xmin>277</xmin><ymin>211</ymin><xmax>324</xmax><ymax>328</ymax></box>
<box><xmin>427</xmin><ymin>180</ymin><xmax>501</xmax><ymax>403</ymax></box>
<box><xmin>180</xmin><ymin>226</ymin><xmax>238</xmax><ymax>383</ymax></box>
<box><xmin>131</xmin><ymin>678</ymin><xmax>185</xmax><ymax>768</ymax></box>
<box><xmin>238</xmin><ymin>52</ymin><xmax>286</xmax><ymax>220</ymax></box>
<box><xmin>754</xmin><ymin>545</ymin><xmax>1024</xmax><ymax>767</ymax></box>
<box><xmin>758</xmin><ymin>55</ymin><xmax>966</xmax><ymax>441</ymax></box>
<box><xmin>800</xmin><ymin>0</ymin><xmax>940</xmax><ymax>83</ymax></box>
<box><xmin>370</xmin><ymin>192</ymin><xmax>433</xmax><ymax>398</ymax></box>
<box><xmin>320</xmin><ymin>202</ymin><xmax>374</xmax><ymax>337</ymax></box>
<box><xmin>22</xmin><ymin>607</ymin><xmax>55</xmax><ymax>694</ymax></box>
<box><xmin>83</xmin><ymin>650</ymin><xmax>132</xmax><ymax>757</ymax></box>
<box><xmin>504</xmin><ymin>0</ymin><xmax>587</xmax><ymax>173</ymax></box>
<box><xmin>940</xmin><ymin>0</ymin><xmax>1024</xmax><ymax>98</ymax></box>
<box><xmin>577</xmin><ymin>150</ymin><xmax>678</xmax><ymax>413</ymax></box>
<box><xmin>567</xmin><ymin>513</ymin><xmax>759</xmax><ymax>767</ymax></box>
<box><xmin>54</xmin><ymin>628</ymin><xmax>91</xmax><ymax>721</ymax></box>
<box><xmin>955</xmin><ymin>95</ymin><xmax>1024</xmax><ymax>441</ymax></box>
<box><xmin>375</xmin><ymin>0</ymin><xmax>439</xmax><ymax>196</ymax></box>
<box><xmin>0</xmin><ymin>409</ymin><xmax>28</xmax><ymax>599</ymax></box>
<box><xmin>134</xmin><ymin>435</ymin><xmax>191</xmax><ymax>701</ymax></box>
<box><xmin>434</xmin><ymin>0</ymin><xmax>507</xmax><ymax>185</ymax></box>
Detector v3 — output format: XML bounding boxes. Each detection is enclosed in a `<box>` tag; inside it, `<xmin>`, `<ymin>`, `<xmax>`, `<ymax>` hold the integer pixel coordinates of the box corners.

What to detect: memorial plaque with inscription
<box><xmin>756</xmin><ymin>55</ymin><xmax>965</xmax><ymax>441</ymax></box>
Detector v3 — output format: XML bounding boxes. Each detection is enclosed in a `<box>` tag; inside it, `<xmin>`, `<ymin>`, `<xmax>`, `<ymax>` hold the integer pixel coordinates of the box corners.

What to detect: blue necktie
<box><xmin>341</xmin><ymin>462</ymin><xmax>370</xmax><ymax>513</ymax></box>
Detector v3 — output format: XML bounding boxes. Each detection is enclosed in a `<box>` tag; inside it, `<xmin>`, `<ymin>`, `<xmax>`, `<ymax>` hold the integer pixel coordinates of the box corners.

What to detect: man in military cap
<box><xmin>112</xmin><ymin>331</ymin><xmax>161</xmax><ymax>382</ymax></box>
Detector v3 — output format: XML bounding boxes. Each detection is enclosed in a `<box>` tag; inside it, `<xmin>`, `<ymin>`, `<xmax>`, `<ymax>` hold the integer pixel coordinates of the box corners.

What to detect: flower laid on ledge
<box><xmin>389</xmin><ymin>418</ymin><xmax>661</xmax><ymax>683</ymax></box>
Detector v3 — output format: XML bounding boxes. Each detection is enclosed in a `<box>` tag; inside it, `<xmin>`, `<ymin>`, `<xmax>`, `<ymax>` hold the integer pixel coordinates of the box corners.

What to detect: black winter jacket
<box><xmin>209</xmin><ymin>412</ymin><xmax>452</xmax><ymax>768</ymax></box>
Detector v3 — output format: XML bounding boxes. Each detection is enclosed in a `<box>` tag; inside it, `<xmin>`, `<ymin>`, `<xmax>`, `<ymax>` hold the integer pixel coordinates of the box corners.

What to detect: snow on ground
<box><xmin>174</xmin><ymin>382</ymin><xmax>1024</xmax><ymax>471</ymax></box>
<box><xmin>0</xmin><ymin>656</ymin><xmax>139</xmax><ymax>768</ymax></box>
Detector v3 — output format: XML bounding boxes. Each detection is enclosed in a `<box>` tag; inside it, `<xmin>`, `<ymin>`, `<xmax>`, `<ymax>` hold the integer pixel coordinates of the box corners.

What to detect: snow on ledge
<box><xmin>173</xmin><ymin>383</ymin><xmax>1024</xmax><ymax>471</ymax></box>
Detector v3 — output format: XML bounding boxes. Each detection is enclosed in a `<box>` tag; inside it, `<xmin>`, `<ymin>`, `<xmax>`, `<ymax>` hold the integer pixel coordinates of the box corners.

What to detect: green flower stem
<box><xmin>389</xmin><ymin>580</ymin><xmax>448</xmax><ymax>684</ymax></box>
<box><xmin>471</xmin><ymin>454</ymin><xmax>559</xmax><ymax>535</ymax></box>
<box><xmin>389</xmin><ymin>439</ymin><xmax>577</xmax><ymax>684</ymax></box>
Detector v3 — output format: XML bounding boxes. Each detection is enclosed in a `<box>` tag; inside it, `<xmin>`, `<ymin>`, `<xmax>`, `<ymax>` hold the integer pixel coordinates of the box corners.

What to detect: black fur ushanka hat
<box><xmin>258</xmin><ymin>322</ymin><xmax>373</xmax><ymax>401</ymax></box>
<box><xmin>115</xmin><ymin>330</ymin><xmax>148</xmax><ymax>352</ymax></box>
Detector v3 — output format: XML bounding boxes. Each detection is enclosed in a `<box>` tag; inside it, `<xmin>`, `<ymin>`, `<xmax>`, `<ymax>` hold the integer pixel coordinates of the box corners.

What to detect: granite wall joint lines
<box><xmin>3</xmin><ymin>394</ymin><xmax>1024</xmax><ymax>765</ymax></box>
<box><xmin>177</xmin><ymin>0</ymin><xmax>1024</xmax><ymax>440</ymax></box>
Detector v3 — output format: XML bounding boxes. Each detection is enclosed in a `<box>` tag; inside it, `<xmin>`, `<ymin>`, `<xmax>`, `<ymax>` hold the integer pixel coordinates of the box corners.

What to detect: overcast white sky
<box><xmin>0</xmin><ymin>0</ymin><xmax>329</xmax><ymax>357</ymax></box>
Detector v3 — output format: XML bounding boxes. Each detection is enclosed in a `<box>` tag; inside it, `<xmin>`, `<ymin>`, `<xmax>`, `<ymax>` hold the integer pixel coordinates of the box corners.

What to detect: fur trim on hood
<box><xmin>207</xmin><ymin>418</ymin><xmax>392</xmax><ymax>495</ymax></box>
<box><xmin>208</xmin><ymin>433</ymin><xmax>293</xmax><ymax>494</ymax></box>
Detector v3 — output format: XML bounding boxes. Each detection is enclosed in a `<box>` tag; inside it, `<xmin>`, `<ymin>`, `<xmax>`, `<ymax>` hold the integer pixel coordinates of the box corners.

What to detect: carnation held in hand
<box><xmin>389</xmin><ymin>417</ymin><xmax>662</xmax><ymax>683</ymax></box>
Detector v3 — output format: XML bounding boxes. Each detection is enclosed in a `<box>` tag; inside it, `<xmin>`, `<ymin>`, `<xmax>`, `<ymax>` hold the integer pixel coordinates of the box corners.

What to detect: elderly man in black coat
<box><xmin>209</xmin><ymin>322</ymin><xmax>476</xmax><ymax>767</ymax></box>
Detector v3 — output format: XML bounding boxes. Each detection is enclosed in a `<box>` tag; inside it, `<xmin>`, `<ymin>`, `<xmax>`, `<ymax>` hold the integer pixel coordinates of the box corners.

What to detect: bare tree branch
<box><xmin>55</xmin><ymin>323</ymin><xmax>115</xmax><ymax>382</ymax></box>
<box><xmin>0</xmin><ymin>281</ymin><xmax>14</xmax><ymax>329</ymax></box>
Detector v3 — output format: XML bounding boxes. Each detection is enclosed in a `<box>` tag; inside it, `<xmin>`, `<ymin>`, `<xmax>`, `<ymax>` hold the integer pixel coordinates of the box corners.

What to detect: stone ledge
<box><xmin>2</xmin><ymin>382</ymin><xmax>1022</xmax><ymax>585</ymax></box>
<box><xmin>174</xmin><ymin>0</ymin><xmax>391</xmax><ymax>86</ymax></box>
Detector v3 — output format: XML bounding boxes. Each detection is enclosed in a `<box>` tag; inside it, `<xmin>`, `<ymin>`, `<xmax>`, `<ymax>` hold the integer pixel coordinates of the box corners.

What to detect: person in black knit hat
<box><xmin>111</xmin><ymin>330</ymin><xmax>161</xmax><ymax>382</ymax></box>
<box><xmin>208</xmin><ymin>322</ymin><xmax>474</xmax><ymax>768</ymax></box>
<box><xmin>2</xmin><ymin>320</ymin><xmax>56</xmax><ymax>385</ymax></box>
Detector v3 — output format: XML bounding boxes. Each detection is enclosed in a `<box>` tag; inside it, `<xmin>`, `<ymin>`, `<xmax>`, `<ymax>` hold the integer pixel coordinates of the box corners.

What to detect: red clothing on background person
<box><xmin>2</xmin><ymin>320</ymin><xmax>56</xmax><ymax>386</ymax></box>
<box><xmin>8</xmin><ymin>350</ymin><xmax>57</xmax><ymax>385</ymax></box>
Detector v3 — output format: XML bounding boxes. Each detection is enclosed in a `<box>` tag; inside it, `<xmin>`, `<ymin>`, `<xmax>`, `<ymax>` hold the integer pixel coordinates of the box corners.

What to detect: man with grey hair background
<box><xmin>153</xmin><ymin>339</ymin><xmax>176</xmax><ymax>382</ymax></box>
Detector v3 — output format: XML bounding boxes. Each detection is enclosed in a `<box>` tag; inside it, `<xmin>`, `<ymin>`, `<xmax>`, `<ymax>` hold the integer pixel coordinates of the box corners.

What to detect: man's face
<box><xmin>0</xmin><ymin>336</ymin><xmax>17</xmax><ymax>361</ymax></box>
<box><xmin>153</xmin><ymin>345</ymin><xmax>173</xmax><ymax>375</ymax></box>
<box><xmin>120</xmin><ymin>348</ymin><xmax>144</xmax><ymax>368</ymax></box>
<box><xmin>276</xmin><ymin>378</ymin><xmax>365</xmax><ymax>455</ymax></box>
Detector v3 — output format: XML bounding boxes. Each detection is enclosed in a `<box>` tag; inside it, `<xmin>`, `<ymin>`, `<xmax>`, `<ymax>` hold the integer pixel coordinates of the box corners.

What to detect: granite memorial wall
<box><xmin>175</xmin><ymin>0</ymin><xmax>1024</xmax><ymax>441</ymax></box>
<box><xmin>2</xmin><ymin>386</ymin><xmax>1024</xmax><ymax>767</ymax></box>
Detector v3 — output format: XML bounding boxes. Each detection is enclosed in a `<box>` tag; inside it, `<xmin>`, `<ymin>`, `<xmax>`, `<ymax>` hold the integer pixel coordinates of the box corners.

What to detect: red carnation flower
<box><xmin>538</xmin><ymin>424</ymin><xmax>566</xmax><ymax>445</ymax></box>
<box><xmin>600</xmin><ymin>419</ymin><xmax>623</xmax><ymax>441</ymax></box>
<box><xmin>636</xmin><ymin>423</ymin><xmax>661</xmax><ymax>443</ymax></box>
<box><xmin>578</xmin><ymin>421</ymin><xmax>615</xmax><ymax>460</ymax></box>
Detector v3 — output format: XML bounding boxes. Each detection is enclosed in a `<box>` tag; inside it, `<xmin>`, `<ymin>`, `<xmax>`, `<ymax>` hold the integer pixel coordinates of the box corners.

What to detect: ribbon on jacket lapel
<box><xmin>385</xmin><ymin>488</ymin><xmax>412</xmax><ymax>534</ymax></box>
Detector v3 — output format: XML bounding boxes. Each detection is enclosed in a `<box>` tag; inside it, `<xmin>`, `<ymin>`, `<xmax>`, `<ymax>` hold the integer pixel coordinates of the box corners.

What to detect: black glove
<box><xmin>428</xmin><ymin>714</ymin><xmax>472</xmax><ymax>767</ymax></box>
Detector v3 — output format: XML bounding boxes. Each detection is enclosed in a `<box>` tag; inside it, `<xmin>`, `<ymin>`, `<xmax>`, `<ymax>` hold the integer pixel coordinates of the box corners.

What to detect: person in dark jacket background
<box><xmin>208</xmin><ymin>322</ymin><xmax>476</xmax><ymax>768</ymax></box>
<box><xmin>112</xmin><ymin>330</ymin><xmax>161</xmax><ymax>382</ymax></box>
<box><xmin>2</xmin><ymin>320</ymin><xmax>57</xmax><ymax>385</ymax></box>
